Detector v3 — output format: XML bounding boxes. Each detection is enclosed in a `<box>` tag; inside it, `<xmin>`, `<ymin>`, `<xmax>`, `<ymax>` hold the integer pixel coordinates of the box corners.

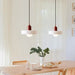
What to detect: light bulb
<box><xmin>26</xmin><ymin>34</ymin><xmax>32</xmax><ymax>37</ymax></box>
<box><xmin>53</xmin><ymin>34</ymin><xmax>58</xmax><ymax>37</ymax></box>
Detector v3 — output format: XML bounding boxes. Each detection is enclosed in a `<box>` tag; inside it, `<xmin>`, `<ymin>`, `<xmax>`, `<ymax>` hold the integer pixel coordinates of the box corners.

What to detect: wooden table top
<box><xmin>0</xmin><ymin>60</ymin><xmax>75</xmax><ymax>75</ymax></box>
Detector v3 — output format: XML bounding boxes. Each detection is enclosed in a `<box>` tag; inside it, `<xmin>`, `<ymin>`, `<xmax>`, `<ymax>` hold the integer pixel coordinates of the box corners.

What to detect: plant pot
<box><xmin>40</xmin><ymin>57</ymin><xmax>44</xmax><ymax>66</ymax></box>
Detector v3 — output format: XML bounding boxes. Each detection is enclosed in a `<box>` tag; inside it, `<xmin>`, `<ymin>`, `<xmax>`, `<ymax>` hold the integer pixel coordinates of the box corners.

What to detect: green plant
<box><xmin>30</xmin><ymin>46</ymin><xmax>50</xmax><ymax>57</ymax></box>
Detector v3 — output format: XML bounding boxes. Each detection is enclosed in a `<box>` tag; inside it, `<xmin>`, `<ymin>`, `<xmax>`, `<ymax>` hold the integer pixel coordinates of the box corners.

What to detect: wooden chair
<box><xmin>64</xmin><ymin>68</ymin><xmax>75</xmax><ymax>75</ymax></box>
<box><xmin>12</xmin><ymin>60</ymin><xmax>28</xmax><ymax>75</ymax></box>
<box><xmin>12</xmin><ymin>60</ymin><xmax>28</xmax><ymax>65</ymax></box>
<box><xmin>58</xmin><ymin>70</ymin><xmax>64</xmax><ymax>75</ymax></box>
<box><xmin>58</xmin><ymin>68</ymin><xmax>75</xmax><ymax>75</ymax></box>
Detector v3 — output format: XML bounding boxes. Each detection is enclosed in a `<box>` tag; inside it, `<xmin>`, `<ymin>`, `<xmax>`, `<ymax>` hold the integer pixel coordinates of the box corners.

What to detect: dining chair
<box><xmin>58</xmin><ymin>68</ymin><xmax>75</xmax><ymax>75</ymax></box>
<box><xmin>64</xmin><ymin>68</ymin><xmax>75</xmax><ymax>75</ymax></box>
<box><xmin>12</xmin><ymin>60</ymin><xmax>28</xmax><ymax>65</ymax></box>
<box><xmin>58</xmin><ymin>70</ymin><xmax>64</xmax><ymax>75</ymax></box>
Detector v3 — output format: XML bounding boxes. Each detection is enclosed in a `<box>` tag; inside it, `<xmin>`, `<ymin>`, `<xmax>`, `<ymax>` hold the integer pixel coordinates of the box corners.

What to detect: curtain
<box><xmin>0</xmin><ymin>0</ymin><xmax>10</xmax><ymax>66</ymax></box>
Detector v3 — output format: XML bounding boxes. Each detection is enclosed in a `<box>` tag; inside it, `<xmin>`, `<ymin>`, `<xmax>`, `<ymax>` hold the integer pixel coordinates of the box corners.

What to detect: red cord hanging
<box><xmin>54</xmin><ymin>26</ymin><xmax>57</xmax><ymax>31</ymax></box>
<box><xmin>28</xmin><ymin>0</ymin><xmax>32</xmax><ymax>30</ymax></box>
<box><xmin>54</xmin><ymin>0</ymin><xmax>58</xmax><ymax>31</ymax></box>
<box><xmin>28</xmin><ymin>25</ymin><xmax>32</xmax><ymax>30</ymax></box>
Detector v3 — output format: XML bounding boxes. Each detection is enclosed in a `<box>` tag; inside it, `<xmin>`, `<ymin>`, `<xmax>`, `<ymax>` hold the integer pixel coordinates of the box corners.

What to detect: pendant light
<box><xmin>21</xmin><ymin>0</ymin><xmax>36</xmax><ymax>37</ymax></box>
<box><xmin>48</xmin><ymin>0</ymin><xmax>62</xmax><ymax>37</ymax></box>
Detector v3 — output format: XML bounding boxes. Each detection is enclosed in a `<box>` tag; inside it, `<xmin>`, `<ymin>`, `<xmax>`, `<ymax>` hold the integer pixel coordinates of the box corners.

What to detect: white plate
<box><xmin>43</xmin><ymin>65</ymin><xmax>58</xmax><ymax>68</ymax></box>
<box><xmin>32</xmin><ymin>67</ymin><xmax>42</xmax><ymax>71</ymax></box>
<box><xmin>43</xmin><ymin>63</ymin><xmax>58</xmax><ymax>68</ymax></box>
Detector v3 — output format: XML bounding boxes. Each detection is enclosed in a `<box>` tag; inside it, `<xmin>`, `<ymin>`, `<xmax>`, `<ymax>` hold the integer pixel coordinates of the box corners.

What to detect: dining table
<box><xmin>0</xmin><ymin>60</ymin><xmax>75</xmax><ymax>75</ymax></box>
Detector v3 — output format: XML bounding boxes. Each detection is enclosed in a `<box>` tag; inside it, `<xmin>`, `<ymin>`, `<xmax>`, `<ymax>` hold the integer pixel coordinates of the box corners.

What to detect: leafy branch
<box><xmin>30</xmin><ymin>46</ymin><xmax>50</xmax><ymax>57</ymax></box>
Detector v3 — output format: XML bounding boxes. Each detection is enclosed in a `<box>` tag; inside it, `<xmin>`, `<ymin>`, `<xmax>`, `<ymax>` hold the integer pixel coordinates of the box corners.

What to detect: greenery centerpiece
<box><xmin>30</xmin><ymin>46</ymin><xmax>50</xmax><ymax>66</ymax></box>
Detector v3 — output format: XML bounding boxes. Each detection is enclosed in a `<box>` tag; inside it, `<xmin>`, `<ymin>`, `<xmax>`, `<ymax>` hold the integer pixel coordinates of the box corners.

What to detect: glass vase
<box><xmin>40</xmin><ymin>57</ymin><xmax>44</xmax><ymax>66</ymax></box>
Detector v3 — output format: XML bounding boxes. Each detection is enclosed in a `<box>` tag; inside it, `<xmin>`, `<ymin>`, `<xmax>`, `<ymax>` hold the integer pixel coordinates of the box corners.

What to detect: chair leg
<box><xmin>58</xmin><ymin>70</ymin><xmax>65</xmax><ymax>75</ymax></box>
<box><xmin>62</xmin><ymin>69</ymin><xmax>67</xmax><ymax>75</ymax></box>
<box><xmin>58</xmin><ymin>71</ymin><xmax>61</xmax><ymax>75</ymax></box>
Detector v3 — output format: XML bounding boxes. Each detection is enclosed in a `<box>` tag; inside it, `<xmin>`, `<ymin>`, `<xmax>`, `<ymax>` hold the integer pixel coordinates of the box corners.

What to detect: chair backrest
<box><xmin>12</xmin><ymin>60</ymin><xmax>28</xmax><ymax>65</ymax></box>
<box><xmin>65</xmin><ymin>68</ymin><xmax>75</xmax><ymax>75</ymax></box>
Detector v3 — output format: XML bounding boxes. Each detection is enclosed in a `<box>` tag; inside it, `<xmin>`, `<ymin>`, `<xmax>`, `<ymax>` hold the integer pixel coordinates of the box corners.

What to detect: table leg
<box><xmin>58</xmin><ymin>71</ymin><xmax>61</xmax><ymax>75</ymax></box>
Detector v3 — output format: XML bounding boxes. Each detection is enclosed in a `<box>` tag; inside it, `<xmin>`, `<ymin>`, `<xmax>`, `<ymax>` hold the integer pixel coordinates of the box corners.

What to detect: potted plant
<box><xmin>30</xmin><ymin>46</ymin><xmax>50</xmax><ymax>66</ymax></box>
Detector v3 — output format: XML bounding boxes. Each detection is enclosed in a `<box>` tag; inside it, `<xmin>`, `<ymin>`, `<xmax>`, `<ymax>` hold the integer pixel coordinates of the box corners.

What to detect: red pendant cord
<box><xmin>28</xmin><ymin>25</ymin><xmax>32</xmax><ymax>30</ymax></box>
<box><xmin>54</xmin><ymin>0</ymin><xmax>57</xmax><ymax>31</ymax></box>
<box><xmin>28</xmin><ymin>0</ymin><xmax>32</xmax><ymax>30</ymax></box>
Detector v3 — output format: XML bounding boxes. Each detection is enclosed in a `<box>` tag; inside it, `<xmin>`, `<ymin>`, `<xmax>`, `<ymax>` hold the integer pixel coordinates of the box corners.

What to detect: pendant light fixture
<box><xmin>48</xmin><ymin>0</ymin><xmax>62</xmax><ymax>37</ymax></box>
<box><xmin>21</xmin><ymin>0</ymin><xmax>36</xmax><ymax>37</ymax></box>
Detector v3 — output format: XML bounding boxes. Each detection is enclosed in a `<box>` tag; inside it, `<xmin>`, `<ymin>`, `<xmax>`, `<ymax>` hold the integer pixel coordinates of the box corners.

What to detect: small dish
<box><xmin>43</xmin><ymin>61</ymin><xmax>61</xmax><ymax>68</ymax></box>
<box><xmin>43</xmin><ymin>65</ymin><xmax>58</xmax><ymax>68</ymax></box>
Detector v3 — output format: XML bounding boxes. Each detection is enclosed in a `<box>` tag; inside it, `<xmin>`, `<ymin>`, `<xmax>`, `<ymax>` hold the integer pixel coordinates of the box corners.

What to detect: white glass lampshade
<box><xmin>48</xmin><ymin>31</ymin><xmax>62</xmax><ymax>37</ymax></box>
<box><xmin>21</xmin><ymin>30</ymin><xmax>37</xmax><ymax>37</ymax></box>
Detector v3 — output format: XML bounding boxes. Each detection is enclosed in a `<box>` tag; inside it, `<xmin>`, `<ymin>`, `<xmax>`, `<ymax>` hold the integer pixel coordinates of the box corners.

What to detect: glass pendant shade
<box><xmin>48</xmin><ymin>0</ymin><xmax>62</xmax><ymax>36</ymax></box>
<box><xmin>21</xmin><ymin>30</ymin><xmax>36</xmax><ymax>37</ymax></box>
<box><xmin>49</xmin><ymin>31</ymin><xmax>62</xmax><ymax>37</ymax></box>
<box><xmin>21</xmin><ymin>0</ymin><xmax>36</xmax><ymax>37</ymax></box>
<box><xmin>49</xmin><ymin>27</ymin><xmax>62</xmax><ymax>37</ymax></box>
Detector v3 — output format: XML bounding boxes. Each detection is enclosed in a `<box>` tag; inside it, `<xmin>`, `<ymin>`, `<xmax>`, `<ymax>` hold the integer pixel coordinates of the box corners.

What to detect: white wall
<box><xmin>65</xmin><ymin>0</ymin><xmax>75</xmax><ymax>60</ymax></box>
<box><xmin>1</xmin><ymin>0</ymin><xmax>75</xmax><ymax>65</ymax></box>
<box><xmin>10</xmin><ymin>0</ymin><xmax>37</xmax><ymax>63</ymax></box>
<box><xmin>0</xmin><ymin>0</ymin><xmax>10</xmax><ymax>65</ymax></box>
<box><xmin>9</xmin><ymin>0</ymin><xmax>67</xmax><ymax>64</ymax></box>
